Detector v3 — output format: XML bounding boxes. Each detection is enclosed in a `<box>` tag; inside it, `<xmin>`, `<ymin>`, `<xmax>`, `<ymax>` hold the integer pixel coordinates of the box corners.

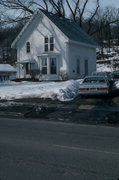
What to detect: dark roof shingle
<box><xmin>41</xmin><ymin>9</ymin><xmax>97</xmax><ymax>46</ymax></box>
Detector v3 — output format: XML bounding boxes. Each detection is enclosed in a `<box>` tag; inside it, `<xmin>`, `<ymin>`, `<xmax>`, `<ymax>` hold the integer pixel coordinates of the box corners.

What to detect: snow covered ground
<box><xmin>0</xmin><ymin>47</ymin><xmax>119</xmax><ymax>102</ymax></box>
<box><xmin>97</xmin><ymin>64</ymin><xmax>113</xmax><ymax>72</ymax></box>
<box><xmin>0</xmin><ymin>62</ymin><xmax>119</xmax><ymax>102</ymax></box>
<box><xmin>0</xmin><ymin>78</ymin><xmax>118</xmax><ymax>102</ymax></box>
<box><xmin>0</xmin><ymin>80</ymin><xmax>83</xmax><ymax>102</ymax></box>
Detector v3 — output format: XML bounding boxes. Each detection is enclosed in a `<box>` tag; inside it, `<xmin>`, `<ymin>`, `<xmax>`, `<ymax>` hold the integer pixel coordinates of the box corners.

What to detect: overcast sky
<box><xmin>100</xmin><ymin>0</ymin><xmax>119</xmax><ymax>8</ymax></box>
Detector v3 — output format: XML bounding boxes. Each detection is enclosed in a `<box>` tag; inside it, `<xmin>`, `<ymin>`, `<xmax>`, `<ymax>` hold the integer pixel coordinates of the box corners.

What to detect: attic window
<box><xmin>26</xmin><ymin>42</ymin><xmax>30</xmax><ymax>53</ymax></box>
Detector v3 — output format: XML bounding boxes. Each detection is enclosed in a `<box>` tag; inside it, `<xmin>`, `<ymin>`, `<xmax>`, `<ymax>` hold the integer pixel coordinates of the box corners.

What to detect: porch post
<box><xmin>47</xmin><ymin>57</ymin><xmax>50</xmax><ymax>75</ymax></box>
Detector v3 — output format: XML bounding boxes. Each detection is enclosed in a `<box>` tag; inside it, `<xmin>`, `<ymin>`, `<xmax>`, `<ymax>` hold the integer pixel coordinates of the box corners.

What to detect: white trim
<box><xmin>11</xmin><ymin>10</ymin><xmax>43</xmax><ymax>48</ymax></box>
<box><xmin>11</xmin><ymin>9</ymin><xmax>97</xmax><ymax>49</ymax></box>
<box><xmin>38</xmin><ymin>55</ymin><xmax>59</xmax><ymax>76</ymax></box>
<box><xmin>16</xmin><ymin>59</ymin><xmax>36</xmax><ymax>64</ymax></box>
<box><xmin>68</xmin><ymin>40</ymin><xmax>97</xmax><ymax>48</ymax></box>
<box><xmin>37</xmin><ymin>52</ymin><xmax>60</xmax><ymax>57</ymax></box>
<box><xmin>11</xmin><ymin>9</ymin><xmax>69</xmax><ymax>48</ymax></box>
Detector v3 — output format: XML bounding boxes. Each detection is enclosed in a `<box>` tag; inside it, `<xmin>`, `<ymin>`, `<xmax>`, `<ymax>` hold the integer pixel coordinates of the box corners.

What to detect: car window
<box><xmin>113</xmin><ymin>74</ymin><xmax>119</xmax><ymax>79</ymax></box>
<box><xmin>112</xmin><ymin>71</ymin><xmax>119</xmax><ymax>77</ymax></box>
<box><xmin>83</xmin><ymin>77</ymin><xmax>106</xmax><ymax>83</ymax></box>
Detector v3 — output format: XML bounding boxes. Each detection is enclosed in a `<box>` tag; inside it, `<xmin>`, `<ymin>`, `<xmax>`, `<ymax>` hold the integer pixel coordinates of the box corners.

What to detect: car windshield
<box><xmin>93</xmin><ymin>72</ymin><xmax>105</xmax><ymax>76</ymax></box>
<box><xmin>83</xmin><ymin>77</ymin><xmax>106</xmax><ymax>83</ymax></box>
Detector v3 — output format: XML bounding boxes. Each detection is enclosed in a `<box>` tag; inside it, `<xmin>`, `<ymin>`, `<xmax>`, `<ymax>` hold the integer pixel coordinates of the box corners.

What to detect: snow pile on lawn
<box><xmin>97</xmin><ymin>64</ymin><xmax>113</xmax><ymax>72</ymax></box>
<box><xmin>96</xmin><ymin>46</ymin><xmax>119</xmax><ymax>73</ymax></box>
<box><xmin>0</xmin><ymin>80</ymin><xmax>82</xmax><ymax>101</ymax></box>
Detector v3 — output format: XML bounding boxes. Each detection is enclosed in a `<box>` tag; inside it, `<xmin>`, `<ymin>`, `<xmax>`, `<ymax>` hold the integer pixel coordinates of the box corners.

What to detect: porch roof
<box><xmin>16</xmin><ymin>59</ymin><xmax>36</xmax><ymax>64</ymax></box>
<box><xmin>37</xmin><ymin>52</ymin><xmax>60</xmax><ymax>57</ymax></box>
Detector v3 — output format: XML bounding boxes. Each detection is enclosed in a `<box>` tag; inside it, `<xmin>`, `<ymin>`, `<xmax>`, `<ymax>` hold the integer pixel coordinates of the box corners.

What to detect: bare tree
<box><xmin>86</xmin><ymin>0</ymin><xmax>100</xmax><ymax>34</ymax></box>
<box><xmin>0</xmin><ymin>0</ymin><xmax>119</xmax><ymax>41</ymax></box>
<box><xmin>0</xmin><ymin>0</ymin><xmax>100</xmax><ymax>26</ymax></box>
<box><xmin>0</xmin><ymin>0</ymin><xmax>50</xmax><ymax>25</ymax></box>
<box><xmin>90</xmin><ymin>6</ymin><xmax>119</xmax><ymax>36</ymax></box>
<box><xmin>48</xmin><ymin>0</ymin><xmax>65</xmax><ymax>17</ymax></box>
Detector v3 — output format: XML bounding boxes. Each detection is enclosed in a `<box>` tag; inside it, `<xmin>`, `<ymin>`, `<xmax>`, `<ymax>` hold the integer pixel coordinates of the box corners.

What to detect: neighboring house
<box><xmin>11</xmin><ymin>9</ymin><xmax>97</xmax><ymax>81</ymax></box>
<box><xmin>0</xmin><ymin>64</ymin><xmax>17</xmax><ymax>81</ymax></box>
<box><xmin>0</xmin><ymin>47</ymin><xmax>17</xmax><ymax>64</ymax></box>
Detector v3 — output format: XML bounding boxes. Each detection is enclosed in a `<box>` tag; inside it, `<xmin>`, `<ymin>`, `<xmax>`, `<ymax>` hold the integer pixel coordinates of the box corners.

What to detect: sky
<box><xmin>100</xmin><ymin>0</ymin><xmax>119</xmax><ymax>8</ymax></box>
<box><xmin>87</xmin><ymin>0</ymin><xmax>119</xmax><ymax>11</ymax></box>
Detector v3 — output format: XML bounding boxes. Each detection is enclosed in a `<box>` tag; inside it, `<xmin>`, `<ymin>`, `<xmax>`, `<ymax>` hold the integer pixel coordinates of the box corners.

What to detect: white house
<box><xmin>11</xmin><ymin>9</ymin><xmax>97</xmax><ymax>81</ymax></box>
<box><xmin>0</xmin><ymin>64</ymin><xmax>17</xmax><ymax>81</ymax></box>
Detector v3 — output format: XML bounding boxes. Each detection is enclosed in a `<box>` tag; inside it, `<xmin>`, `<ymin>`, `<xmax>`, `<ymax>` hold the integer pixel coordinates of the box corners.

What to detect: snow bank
<box><xmin>0</xmin><ymin>80</ymin><xmax>82</xmax><ymax>102</ymax></box>
<box><xmin>97</xmin><ymin>64</ymin><xmax>113</xmax><ymax>72</ymax></box>
<box><xmin>114</xmin><ymin>81</ymin><xmax>119</xmax><ymax>89</ymax></box>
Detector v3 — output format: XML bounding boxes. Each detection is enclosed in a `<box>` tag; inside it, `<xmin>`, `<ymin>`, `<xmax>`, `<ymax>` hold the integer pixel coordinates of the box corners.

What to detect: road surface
<box><xmin>0</xmin><ymin>118</ymin><xmax>119</xmax><ymax>180</ymax></box>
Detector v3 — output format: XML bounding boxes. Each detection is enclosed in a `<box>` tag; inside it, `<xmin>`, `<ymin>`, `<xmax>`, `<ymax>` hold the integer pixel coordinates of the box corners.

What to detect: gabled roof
<box><xmin>0</xmin><ymin>64</ymin><xmax>17</xmax><ymax>72</ymax></box>
<box><xmin>41</xmin><ymin>9</ymin><xmax>97</xmax><ymax>46</ymax></box>
<box><xmin>12</xmin><ymin>9</ymin><xmax>97</xmax><ymax>48</ymax></box>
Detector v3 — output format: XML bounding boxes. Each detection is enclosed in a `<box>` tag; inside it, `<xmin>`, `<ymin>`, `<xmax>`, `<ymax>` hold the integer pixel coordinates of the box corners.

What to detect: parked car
<box><xmin>92</xmin><ymin>71</ymin><xmax>113</xmax><ymax>82</ymax></box>
<box><xmin>78</xmin><ymin>75</ymin><xmax>109</xmax><ymax>96</ymax></box>
<box><xmin>111</xmin><ymin>70</ymin><xmax>119</xmax><ymax>81</ymax></box>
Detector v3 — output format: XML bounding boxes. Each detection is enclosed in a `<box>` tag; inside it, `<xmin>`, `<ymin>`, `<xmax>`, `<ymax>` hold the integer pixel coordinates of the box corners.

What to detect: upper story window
<box><xmin>26</xmin><ymin>42</ymin><xmax>30</xmax><ymax>53</ymax></box>
<box><xmin>44</xmin><ymin>36</ymin><xmax>54</xmax><ymax>52</ymax></box>
<box><xmin>50</xmin><ymin>37</ymin><xmax>54</xmax><ymax>51</ymax></box>
<box><xmin>44</xmin><ymin>37</ymin><xmax>48</xmax><ymax>52</ymax></box>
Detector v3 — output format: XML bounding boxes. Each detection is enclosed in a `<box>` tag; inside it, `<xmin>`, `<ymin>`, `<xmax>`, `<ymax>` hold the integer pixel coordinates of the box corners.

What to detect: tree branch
<box><xmin>79</xmin><ymin>0</ymin><xmax>88</xmax><ymax>26</ymax></box>
<box><xmin>90</xmin><ymin>19</ymin><xmax>119</xmax><ymax>36</ymax></box>
<box><xmin>87</xmin><ymin>0</ymin><xmax>100</xmax><ymax>34</ymax></box>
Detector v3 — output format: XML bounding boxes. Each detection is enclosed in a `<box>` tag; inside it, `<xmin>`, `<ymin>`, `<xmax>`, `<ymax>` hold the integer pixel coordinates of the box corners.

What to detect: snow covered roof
<box><xmin>11</xmin><ymin>9</ymin><xmax>97</xmax><ymax>48</ymax></box>
<box><xmin>0</xmin><ymin>64</ymin><xmax>17</xmax><ymax>72</ymax></box>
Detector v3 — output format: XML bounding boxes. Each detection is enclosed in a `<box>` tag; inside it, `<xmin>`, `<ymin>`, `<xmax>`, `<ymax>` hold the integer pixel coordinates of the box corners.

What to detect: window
<box><xmin>84</xmin><ymin>59</ymin><xmax>88</xmax><ymax>76</ymax></box>
<box><xmin>44</xmin><ymin>36</ymin><xmax>54</xmax><ymax>52</ymax></box>
<box><xmin>50</xmin><ymin>58</ymin><xmax>57</xmax><ymax>74</ymax></box>
<box><xmin>44</xmin><ymin>37</ymin><xmax>48</xmax><ymax>52</ymax></box>
<box><xmin>42</xmin><ymin>58</ymin><xmax>47</xmax><ymax>74</ymax></box>
<box><xmin>76</xmin><ymin>58</ymin><xmax>80</xmax><ymax>74</ymax></box>
<box><xmin>26</xmin><ymin>42</ymin><xmax>30</xmax><ymax>53</ymax></box>
<box><xmin>50</xmin><ymin>37</ymin><xmax>54</xmax><ymax>51</ymax></box>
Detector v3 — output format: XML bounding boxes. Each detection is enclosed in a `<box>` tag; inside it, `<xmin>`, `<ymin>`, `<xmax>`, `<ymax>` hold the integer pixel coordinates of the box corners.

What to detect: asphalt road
<box><xmin>0</xmin><ymin>118</ymin><xmax>119</xmax><ymax>180</ymax></box>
